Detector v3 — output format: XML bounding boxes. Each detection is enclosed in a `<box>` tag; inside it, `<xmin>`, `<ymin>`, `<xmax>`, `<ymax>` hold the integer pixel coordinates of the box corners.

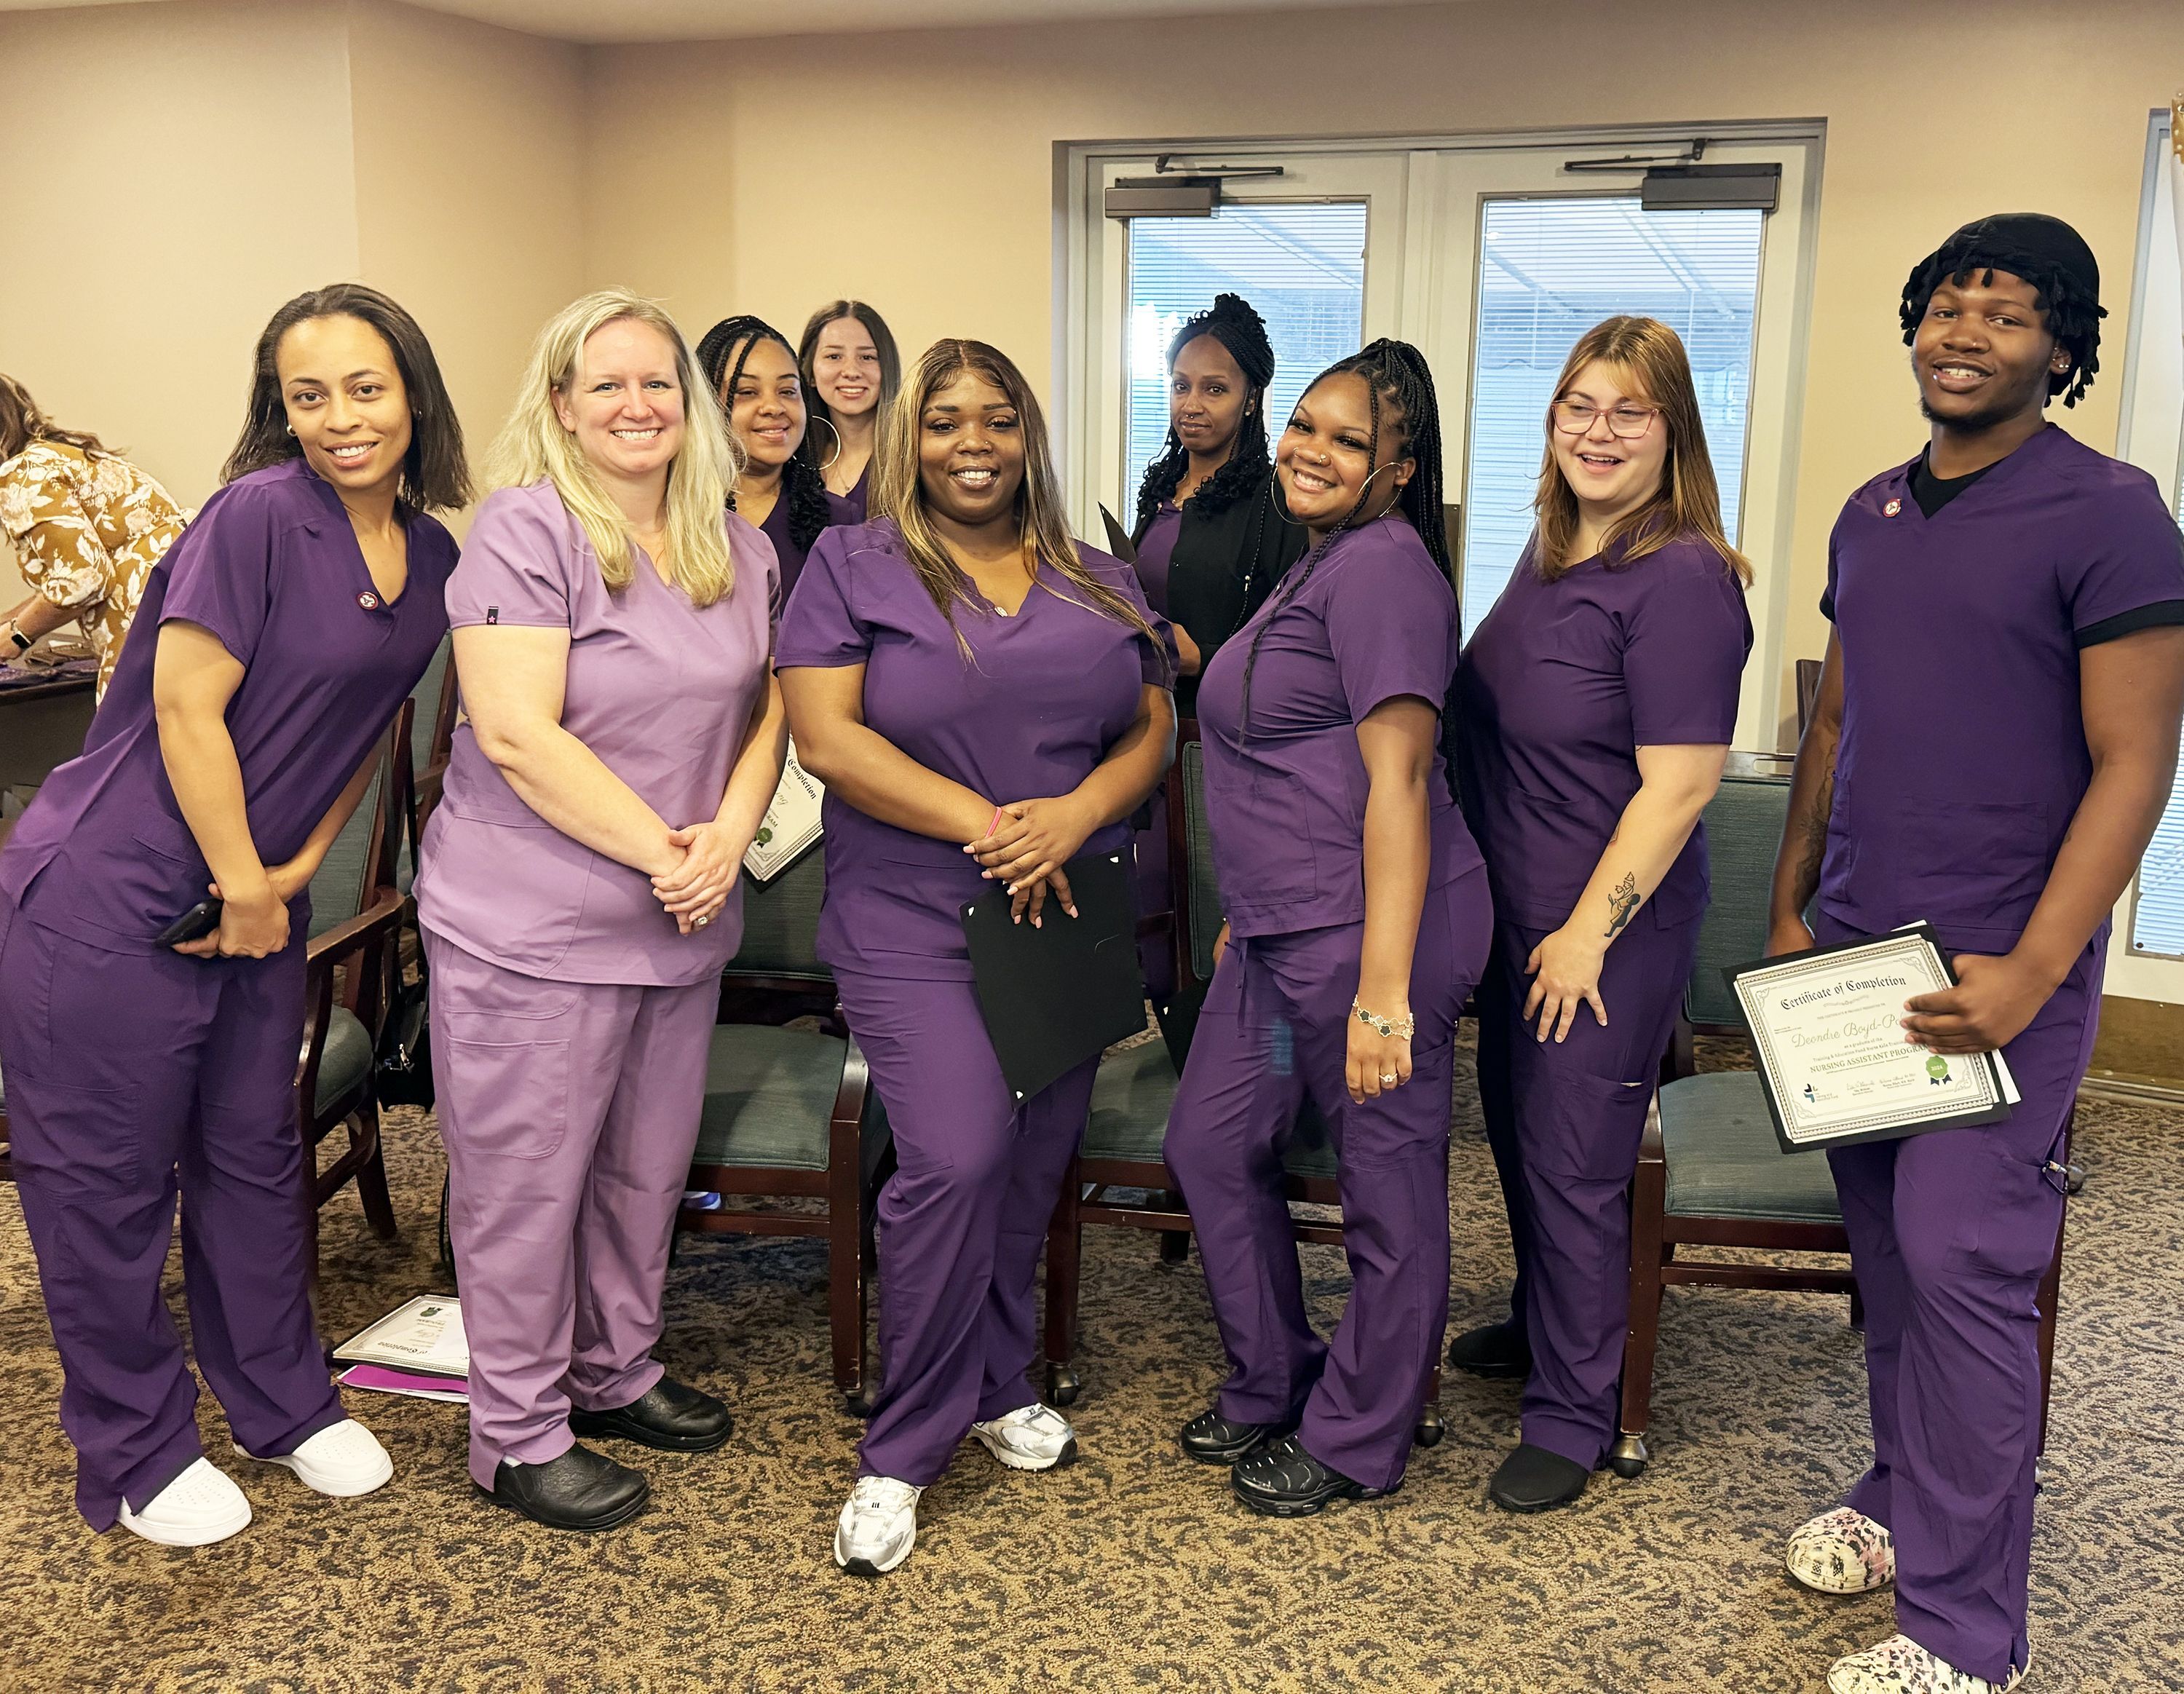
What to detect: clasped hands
<box><xmin>652</xmin><ymin>820</ymin><xmax>743</xmax><ymax>936</ymax></box>
<box><xmin>964</xmin><ymin>795</ymin><xmax>1096</xmax><ymax>927</ymax></box>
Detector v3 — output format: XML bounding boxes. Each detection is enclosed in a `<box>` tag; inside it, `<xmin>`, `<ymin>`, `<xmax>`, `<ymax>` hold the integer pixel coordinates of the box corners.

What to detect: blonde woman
<box><xmin>0</xmin><ymin>374</ymin><xmax>189</xmax><ymax>696</ymax></box>
<box><xmin>414</xmin><ymin>289</ymin><xmax>787</xmax><ymax>1532</ymax></box>
<box><xmin>1452</xmin><ymin>316</ymin><xmax>1752</xmax><ymax>1513</ymax></box>
<box><xmin>778</xmin><ymin>340</ymin><xmax>1174</xmax><ymax>1575</ymax></box>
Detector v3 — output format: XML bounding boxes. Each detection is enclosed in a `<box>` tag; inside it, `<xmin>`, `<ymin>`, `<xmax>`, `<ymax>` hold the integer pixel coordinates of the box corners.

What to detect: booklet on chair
<box><xmin>333</xmin><ymin>1294</ymin><xmax>469</xmax><ymax>1380</ymax></box>
<box><xmin>960</xmin><ymin>848</ymin><xmax>1146</xmax><ymax>1104</ymax></box>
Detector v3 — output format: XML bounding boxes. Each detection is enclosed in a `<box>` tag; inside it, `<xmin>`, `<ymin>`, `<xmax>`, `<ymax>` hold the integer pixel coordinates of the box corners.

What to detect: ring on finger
<box><xmin>1378</xmin><ymin>1071</ymin><xmax>1398</xmax><ymax>1085</ymax></box>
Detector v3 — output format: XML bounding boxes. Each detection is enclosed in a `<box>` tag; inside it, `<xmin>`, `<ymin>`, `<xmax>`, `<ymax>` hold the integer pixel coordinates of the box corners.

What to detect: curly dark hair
<box><xmin>1132</xmin><ymin>293</ymin><xmax>1278</xmax><ymax>529</ymax></box>
<box><xmin>1899</xmin><ymin>215</ymin><xmax>2105</xmax><ymax>408</ymax></box>
<box><xmin>697</xmin><ymin>314</ymin><xmax>834</xmax><ymax>554</ymax></box>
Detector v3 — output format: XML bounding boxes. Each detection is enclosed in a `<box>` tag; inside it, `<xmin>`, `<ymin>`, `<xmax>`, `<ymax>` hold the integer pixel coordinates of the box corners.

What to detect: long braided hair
<box><xmin>695</xmin><ymin>314</ymin><xmax>834</xmax><ymax>554</ymax></box>
<box><xmin>1132</xmin><ymin>293</ymin><xmax>1276</xmax><ymax>529</ymax></box>
<box><xmin>1238</xmin><ymin>339</ymin><xmax>1449</xmax><ymax>740</ymax></box>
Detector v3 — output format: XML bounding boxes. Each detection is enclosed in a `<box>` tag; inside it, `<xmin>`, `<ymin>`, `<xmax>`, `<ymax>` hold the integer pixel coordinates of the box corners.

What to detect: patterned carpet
<box><xmin>0</xmin><ymin>1037</ymin><xmax>2178</xmax><ymax>1694</ymax></box>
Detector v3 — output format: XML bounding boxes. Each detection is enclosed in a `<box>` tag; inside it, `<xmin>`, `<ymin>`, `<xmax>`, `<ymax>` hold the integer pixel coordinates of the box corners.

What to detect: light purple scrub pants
<box><xmin>1818</xmin><ymin>914</ymin><xmax>2099</xmax><ymax>1687</ymax></box>
<box><xmin>426</xmin><ymin>932</ymin><xmax>719</xmax><ymax>1490</ymax></box>
<box><xmin>836</xmin><ymin>968</ymin><xmax>1099</xmax><ymax>1487</ymax></box>
<box><xmin>0</xmin><ymin>895</ymin><xmax>344</xmax><ymax>1529</ymax></box>
<box><xmin>1163</xmin><ymin>871</ymin><xmax>1492</xmax><ymax>1492</ymax></box>
<box><xmin>1474</xmin><ymin>911</ymin><xmax>1701</xmax><ymax>1470</ymax></box>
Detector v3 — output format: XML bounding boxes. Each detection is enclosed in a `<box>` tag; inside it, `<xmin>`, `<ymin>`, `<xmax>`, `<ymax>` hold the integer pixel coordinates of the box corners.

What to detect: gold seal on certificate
<box><xmin>1728</xmin><ymin>924</ymin><xmax>2014</xmax><ymax>1154</ymax></box>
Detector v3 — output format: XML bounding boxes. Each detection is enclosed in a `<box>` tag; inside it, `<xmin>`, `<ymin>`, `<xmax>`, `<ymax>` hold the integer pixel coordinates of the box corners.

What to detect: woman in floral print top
<box><xmin>0</xmin><ymin>374</ymin><xmax>189</xmax><ymax>697</ymax></box>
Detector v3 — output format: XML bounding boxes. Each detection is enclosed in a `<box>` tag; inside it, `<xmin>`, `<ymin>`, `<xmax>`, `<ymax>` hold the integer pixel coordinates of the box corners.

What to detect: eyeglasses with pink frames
<box><xmin>1550</xmin><ymin>399</ymin><xmax>1660</xmax><ymax>440</ymax></box>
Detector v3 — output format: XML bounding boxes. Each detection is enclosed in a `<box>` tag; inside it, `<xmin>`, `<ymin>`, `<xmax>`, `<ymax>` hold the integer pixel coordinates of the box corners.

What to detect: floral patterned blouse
<box><xmin>0</xmin><ymin>440</ymin><xmax>189</xmax><ymax>696</ymax></box>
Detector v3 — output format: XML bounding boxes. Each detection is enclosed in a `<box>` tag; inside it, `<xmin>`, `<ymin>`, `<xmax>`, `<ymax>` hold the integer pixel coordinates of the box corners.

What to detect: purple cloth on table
<box><xmin>1193</xmin><ymin>515</ymin><xmax>1480</xmax><ymax>940</ymax></box>
<box><xmin>414</xmin><ymin>480</ymin><xmax>778</xmax><ymax>986</ymax></box>
<box><xmin>1819</xmin><ymin>424</ymin><xmax>2184</xmax><ymax>956</ymax></box>
<box><xmin>1456</xmin><ymin>534</ymin><xmax>1749</xmax><ymax>930</ymax></box>
<box><xmin>0</xmin><ymin>459</ymin><xmax>455</xmax><ymax>951</ymax></box>
<box><xmin>774</xmin><ymin>519</ymin><xmax>1171</xmax><ymax>981</ymax></box>
<box><xmin>1163</xmin><ymin>875</ymin><xmax>1491</xmax><ymax>1489</ymax></box>
<box><xmin>1132</xmin><ymin>501</ymin><xmax>1183</xmax><ymax>619</ymax></box>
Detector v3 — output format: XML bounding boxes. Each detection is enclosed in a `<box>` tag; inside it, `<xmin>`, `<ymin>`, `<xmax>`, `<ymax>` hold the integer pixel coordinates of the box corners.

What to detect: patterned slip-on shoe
<box><xmin>1827</xmin><ymin>1634</ymin><xmax>2027</xmax><ymax>1694</ymax></box>
<box><xmin>1787</xmin><ymin>1505</ymin><xmax>1895</xmax><ymax>1594</ymax></box>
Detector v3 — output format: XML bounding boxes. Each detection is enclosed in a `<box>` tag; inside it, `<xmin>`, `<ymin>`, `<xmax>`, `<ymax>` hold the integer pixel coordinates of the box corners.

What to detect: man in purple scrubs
<box><xmin>1768</xmin><ymin>215</ymin><xmax>2184</xmax><ymax>1694</ymax></box>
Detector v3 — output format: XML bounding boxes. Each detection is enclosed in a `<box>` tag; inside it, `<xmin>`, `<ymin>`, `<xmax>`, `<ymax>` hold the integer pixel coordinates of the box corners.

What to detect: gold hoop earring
<box><xmin>1267</xmin><ymin>469</ymin><xmax>1306</xmax><ymax>530</ymax></box>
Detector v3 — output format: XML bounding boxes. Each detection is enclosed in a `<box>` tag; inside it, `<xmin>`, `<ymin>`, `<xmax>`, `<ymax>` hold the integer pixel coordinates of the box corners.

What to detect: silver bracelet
<box><xmin>1351</xmin><ymin>998</ymin><xmax>1415</xmax><ymax>1040</ymax></box>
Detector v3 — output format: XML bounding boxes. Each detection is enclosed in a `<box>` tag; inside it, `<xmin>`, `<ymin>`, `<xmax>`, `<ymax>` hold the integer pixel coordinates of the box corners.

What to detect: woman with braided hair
<box><xmin>1449</xmin><ymin>317</ymin><xmax>1750</xmax><ymax>1516</ymax></box>
<box><xmin>696</xmin><ymin>316</ymin><xmax>841</xmax><ymax>598</ymax></box>
<box><xmin>1161</xmin><ymin>339</ymin><xmax>1492</xmax><ymax>1517</ymax></box>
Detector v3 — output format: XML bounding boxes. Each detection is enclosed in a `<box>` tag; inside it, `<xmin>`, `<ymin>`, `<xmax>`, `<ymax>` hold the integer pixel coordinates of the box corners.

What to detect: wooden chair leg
<box><xmin>2035</xmin><ymin>1196</ymin><xmax>2067</xmax><ymax>1457</ymax></box>
<box><xmin>1042</xmin><ymin>1162</ymin><xmax>1083</xmax><ymax>1407</ymax></box>
<box><xmin>1614</xmin><ymin>1112</ymin><xmax>1669</xmax><ymax>1479</ymax></box>
<box><xmin>355</xmin><ymin>1104</ymin><xmax>397</xmax><ymax>1240</ymax></box>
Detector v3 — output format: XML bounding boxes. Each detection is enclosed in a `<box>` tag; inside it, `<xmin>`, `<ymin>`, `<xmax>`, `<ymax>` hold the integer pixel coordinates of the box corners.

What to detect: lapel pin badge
<box><xmin>357</xmin><ymin>590</ymin><xmax>381</xmax><ymax>610</ymax></box>
<box><xmin>1883</xmin><ymin>499</ymin><xmax>1902</xmax><ymax>518</ymax></box>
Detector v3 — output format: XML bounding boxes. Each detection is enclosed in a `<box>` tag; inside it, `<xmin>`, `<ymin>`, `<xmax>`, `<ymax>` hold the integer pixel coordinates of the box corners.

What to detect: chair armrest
<box><xmin>1638</xmin><ymin>1091</ymin><xmax>1666</xmax><ymax>1166</ymax></box>
<box><xmin>305</xmin><ymin>890</ymin><xmax>409</xmax><ymax>978</ymax></box>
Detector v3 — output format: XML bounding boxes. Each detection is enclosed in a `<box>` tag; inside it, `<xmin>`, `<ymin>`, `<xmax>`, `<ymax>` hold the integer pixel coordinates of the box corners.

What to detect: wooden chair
<box><xmin>1613</xmin><ymin>752</ymin><xmax>2073</xmax><ymax>1476</ymax></box>
<box><xmin>676</xmin><ymin>847</ymin><xmax>889</xmax><ymax>1412</ymax></box>
<box><xmin>1041</xmin><ymin>726</ymin><xmax>1446</xmax><ymax>1443</ymax></box>
<box><xmin>297</xmin><ymin>700</ymin><xmax>416</xmax><ymax>1243</ymax></box>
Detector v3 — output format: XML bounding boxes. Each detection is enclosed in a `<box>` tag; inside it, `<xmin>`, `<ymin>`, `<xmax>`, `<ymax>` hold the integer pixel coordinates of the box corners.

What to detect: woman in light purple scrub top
<box><xmin>1452</xmin><ymin>317</ymin><xmax>1750</xmax><ymax>1516</ymax></box>
<box><xmin>415</xmin><ymin>290</ymin><xmax>786</xmax><ymax>1535</ymax></box>
<box><xmin>1163</xmin><ymin>341</ymin><xmax>1494</xmax><ymax>1519</ymax></box>
<box><xmin>0</xmin><ymin>285</ymin><xmax>469</xmax><ymax>1545</ymax></box>
<box><xmin>697</xmin><ymin>315</ymin><xmax>839</xmax><ymax>601</ymax></box>
<box><xmin>778</xmin><ymin>339</ymin><xmax>1174</xmax><ymax>1578</ymax></box>
<box><xmin>798</xmin><ymin>300</ymin><xmax>901</xmax><ymax>526</ymax></box>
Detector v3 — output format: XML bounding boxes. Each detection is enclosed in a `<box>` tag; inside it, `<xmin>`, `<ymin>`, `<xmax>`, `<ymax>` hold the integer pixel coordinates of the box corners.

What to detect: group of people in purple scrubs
<box><xmin>0</xmin><ymin>207</ymin><xmax>2175</xmax><ymax>1694</ymax></box>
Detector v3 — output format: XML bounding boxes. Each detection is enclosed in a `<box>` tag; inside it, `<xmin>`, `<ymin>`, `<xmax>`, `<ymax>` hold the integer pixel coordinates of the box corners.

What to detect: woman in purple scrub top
<box><xmin>1163</xmin><ymin>341</ymin><xmax>1494</xmax><ymax>1519</ymax></box>
<box><xmin>1453</xmin><ymin>317</ymin><xmax>1750</xmax><ymax>1514</ymax></box>
<box><xmin>0</xmin><ymin>284</ymin><xmax>469</xmax><ymax>1545</ymax></box>
<box><xmin>778</xmin><ymin>339</ymin><xmax>1174</xmax><ymax>1578</ymax></box>
<box><xmin>697</xmin><ymin>315</ymin><xmax>837</xmax><ymax>600</ymax></box>
<box><xmin>415</xmin><ymin>290</ymin><xmax>786</xmax><ymax>1534</ymax></box>
<box><xmin>797</xmin><ymin>300</ymin><xmax>900</xmax><ymax>526</ymax></box>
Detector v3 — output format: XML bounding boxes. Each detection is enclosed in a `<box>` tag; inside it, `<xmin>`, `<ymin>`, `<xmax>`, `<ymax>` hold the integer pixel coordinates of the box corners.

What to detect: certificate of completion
<box><xmin>1728</xmin><ymin>925</ymin><xmax>2013</xmax><ymax>1154</ymax></box>
<box><xmin>743</xmin><ymin>737</ymin><xmax>825</xmax><ymax>883</ymax></box>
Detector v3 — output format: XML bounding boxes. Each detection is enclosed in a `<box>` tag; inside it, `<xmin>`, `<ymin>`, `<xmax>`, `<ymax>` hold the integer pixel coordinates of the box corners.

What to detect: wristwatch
<box><xmin>2</xmin><ymin>622</ymin><xmax>31</xmax><ymax>654</ymax></box>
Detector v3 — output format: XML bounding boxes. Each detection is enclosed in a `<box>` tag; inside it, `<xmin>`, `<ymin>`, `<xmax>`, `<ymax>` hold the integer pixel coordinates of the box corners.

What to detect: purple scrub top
<box><xmin>1133</xmin><ymin>502</ymin><xmax>1184</xmax><ymax>620</ymax></box>
<box><xmin>756</xmin><ymin>492</ymin><xmax>813</xmax><ymax>601</ymax></box>
<box><xmin>1195</xmin><ymin>515</ymin><xmax>1481</xmax><ymax>941</ymax></box>
<box><xmin>414</xmin><ymin>480</ymin><xmax>778</xmax><ymax>986</ymax></box>
<box><xmin>828</xmin><ymin>462</ymin><xmax>870</xmax><ymax>528</ymax></box>
<box><xmin>775</xmin><ymin>520</ymin><xmax>1173</xmax><ymax>981</ymax></box>
<box><xmin>0</xmin><ymin>459</ymin><xmax>455</xmax><ymax>954</ymax></box>
<box><xmin>1819</xmin><ymin>424</ymin><xmax>2184</xmax><ymax>953</ymax></box>
<box><xmin>1456</xmin><ymin>534</ymin><xmax>1750</xmax><ymax>931</ymax></box>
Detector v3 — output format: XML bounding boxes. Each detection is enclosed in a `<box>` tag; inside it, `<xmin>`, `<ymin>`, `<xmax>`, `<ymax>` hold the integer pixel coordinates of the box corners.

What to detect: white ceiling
<box><xmin>0</xmin><ymin>0</ymin><xmax>1446</xmax><ymax>43</ymax></box>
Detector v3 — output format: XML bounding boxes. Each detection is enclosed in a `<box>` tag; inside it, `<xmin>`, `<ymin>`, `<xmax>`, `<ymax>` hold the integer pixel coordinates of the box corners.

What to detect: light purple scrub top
<box><xmin>775</xmin><ymin>519</ymin><xmax>1173</xmax><ymax>981</ymax></box>
<box><xmin>0</xmin><ymin>459</ymin><xmax>456</xmax><ymax>953</ymax></box>
<box><xmin>1133</xmin><ymin>502</ymin><xmax>1184</xmax><ymax>620</ymax></box>
<box><xmin>1456</xmin><ymin>534</ymin><xmax>1750</xmax><ymax>933</ymax></box>
<box><xmin>414</xmin><ymin>480</ymin><xmax>778</xmax><ymax>986</ymax></box>
<box><xmin>1194</xmin><ymin>515</ymin><xmax>1481</xmax><ymax>941</ymax></box>
<box><xmin>1819</xmin><ymin>424</ymin><xmax>2184</xmax><ymax>954</ymax></box>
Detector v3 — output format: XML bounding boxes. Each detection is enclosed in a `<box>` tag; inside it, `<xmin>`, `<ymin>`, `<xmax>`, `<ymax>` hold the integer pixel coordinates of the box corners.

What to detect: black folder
<box><xmin>960</xmin><ymin>849</ymin><xmax>1145</xmax><ymax>1103</ymax></box>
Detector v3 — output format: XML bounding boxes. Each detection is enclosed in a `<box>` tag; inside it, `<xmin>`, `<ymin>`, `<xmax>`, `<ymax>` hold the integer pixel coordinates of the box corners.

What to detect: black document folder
<box><xmin>960</xmin><ymin>849</ymin><xmax>1145</xmax><ymax>1104</ymax></box>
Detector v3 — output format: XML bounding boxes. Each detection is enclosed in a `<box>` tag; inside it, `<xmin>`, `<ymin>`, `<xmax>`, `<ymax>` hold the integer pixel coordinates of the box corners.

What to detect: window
<box><xmin>1459</xmin><ymin>199</ymin><xmax>1765</xmax><ymax>636</ymax></box>
<box><xmin>1124</xmin><ymin>204</ymin><xmax>1367</xmax><ymax>514</ymax></box>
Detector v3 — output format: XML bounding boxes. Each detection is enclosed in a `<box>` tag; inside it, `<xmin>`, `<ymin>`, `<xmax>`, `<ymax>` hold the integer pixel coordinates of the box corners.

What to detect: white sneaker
<box><xmin>234</xmin><ymin>1419</ymin><xmax>393</xmax><ymax>1497</ymax></box>
<box><xmin>834</xmin><ymin>1476</ymin><xmax>923</xmax><ymax>1577</ymax></box>
<box><xmin>1827</xmin><ymin>1634</ymin><xmax>2028</xmax><ymax>1694</ymax></box>
<box><xmin>116</xmin><ymin>1457</ymin><xmax>253</xmax><ymax>1547</ymax></box>
<box><xmin>1787</xmin><ymin>1505</ymin><xmax>1896</xmax><ymax>1594</ymax></box>
<box><xmin>969</xmin><ymin>1403</ymin><xmax>1077</xmax><ymax>1471</ymax></box>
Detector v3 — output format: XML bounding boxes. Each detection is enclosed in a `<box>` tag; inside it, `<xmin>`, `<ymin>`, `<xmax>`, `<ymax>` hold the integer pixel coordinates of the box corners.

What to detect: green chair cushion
<box><xmin>1658</xmin><ymin>1069</ymin><xmax>1843</xmax><ymax>1226</ymax></box>
<box><xmin>728</xmin><ymin>851</ymin><xmax>829</xmax><ymax>981</ymax></box>
<box><xmin>1082</xmin><ymin>1040</ymin><xmax>1337</xmax><ymax>1181</ymax></box>
<box><xmin>314</xmin><ymin>1008</ymin><xmax>373</xmax><ymax>1117</ymax></box>
<box><xmin>692</xmin><ymin>1023</ymin><xmax>850</xmax><ymax>1172</ymax></box>
<box><xmin>1685</xmin><ymin>772</ymin><xmax>1791</xmax><ymax>1029</ymax></box>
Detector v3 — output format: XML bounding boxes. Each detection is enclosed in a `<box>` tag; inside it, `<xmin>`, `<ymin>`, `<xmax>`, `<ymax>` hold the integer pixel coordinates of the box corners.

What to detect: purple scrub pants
<box><xmin>835</xmin><ymin>968</ymin><xmax>1097</xmax><ymax>1487</ymax></box>
<box><xmin>426</xmin><ymin>932</ymin><xmax>718</xmax><ymax>1490</ymax></box>
<box><xmin>1475</xmin><ymin>912</ymin><xmax>1700</xmax><ymax>1469</ymax></box>
<box><xmin>1163</xmin><ymin>872</ymin><xmax>1492</xmax><ymax>1492</ymax></box>
<box><xmin>1817</xmin><ymin>914</ymin><xmax>2099</xmax><ymax>1687</ymax></box>
<box><xmin>0</xmin><ymin>895</ymin><xmax>344</xmax><ymax>1529</ymax></box>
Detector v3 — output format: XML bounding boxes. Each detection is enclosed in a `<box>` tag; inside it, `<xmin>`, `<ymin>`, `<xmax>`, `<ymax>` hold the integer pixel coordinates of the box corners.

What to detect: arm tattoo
<box><xmin>1604</xmin><ymin>872</ymin><xmax>1641</xmax><ymax>939</ymax></box>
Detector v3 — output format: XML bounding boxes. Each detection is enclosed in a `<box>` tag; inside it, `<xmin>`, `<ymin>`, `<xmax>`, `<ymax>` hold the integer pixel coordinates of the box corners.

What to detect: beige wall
<box><xmin>581</xmin><ymin>0</ymin><xmax>2180</xmax><ymax>726</ymax></box>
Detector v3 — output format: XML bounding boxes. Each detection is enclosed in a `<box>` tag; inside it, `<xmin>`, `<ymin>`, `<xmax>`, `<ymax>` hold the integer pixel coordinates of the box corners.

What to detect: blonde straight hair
<box><xmin>1532</xmin><ymin>315</ymin><xmax>1751</xmax><ymax>586</ymax></box>
<box><xmin>489</xmin><ymin>288</ymin><xmax>740</xmax><ymax>606</ymax></box>
<box><xmin>872</xmin><ymin>339</ymin><xmax>1166</xmax><ymax>665</ymax></box>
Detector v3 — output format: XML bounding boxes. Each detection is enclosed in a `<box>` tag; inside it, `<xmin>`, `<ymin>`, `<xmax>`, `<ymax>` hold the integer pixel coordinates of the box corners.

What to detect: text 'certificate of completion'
<box><xmin>1728</xmin><ymin>925</ymin><xmax>2012</xmax><ymax>1155</ymax></box>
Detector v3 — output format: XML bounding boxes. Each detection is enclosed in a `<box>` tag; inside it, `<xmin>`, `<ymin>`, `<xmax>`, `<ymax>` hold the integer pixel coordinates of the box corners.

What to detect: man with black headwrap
<box><xmin>1765</xmin><ymin>214</ymin><xmax>2184</xmax><ymax>1693</ymax></box>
